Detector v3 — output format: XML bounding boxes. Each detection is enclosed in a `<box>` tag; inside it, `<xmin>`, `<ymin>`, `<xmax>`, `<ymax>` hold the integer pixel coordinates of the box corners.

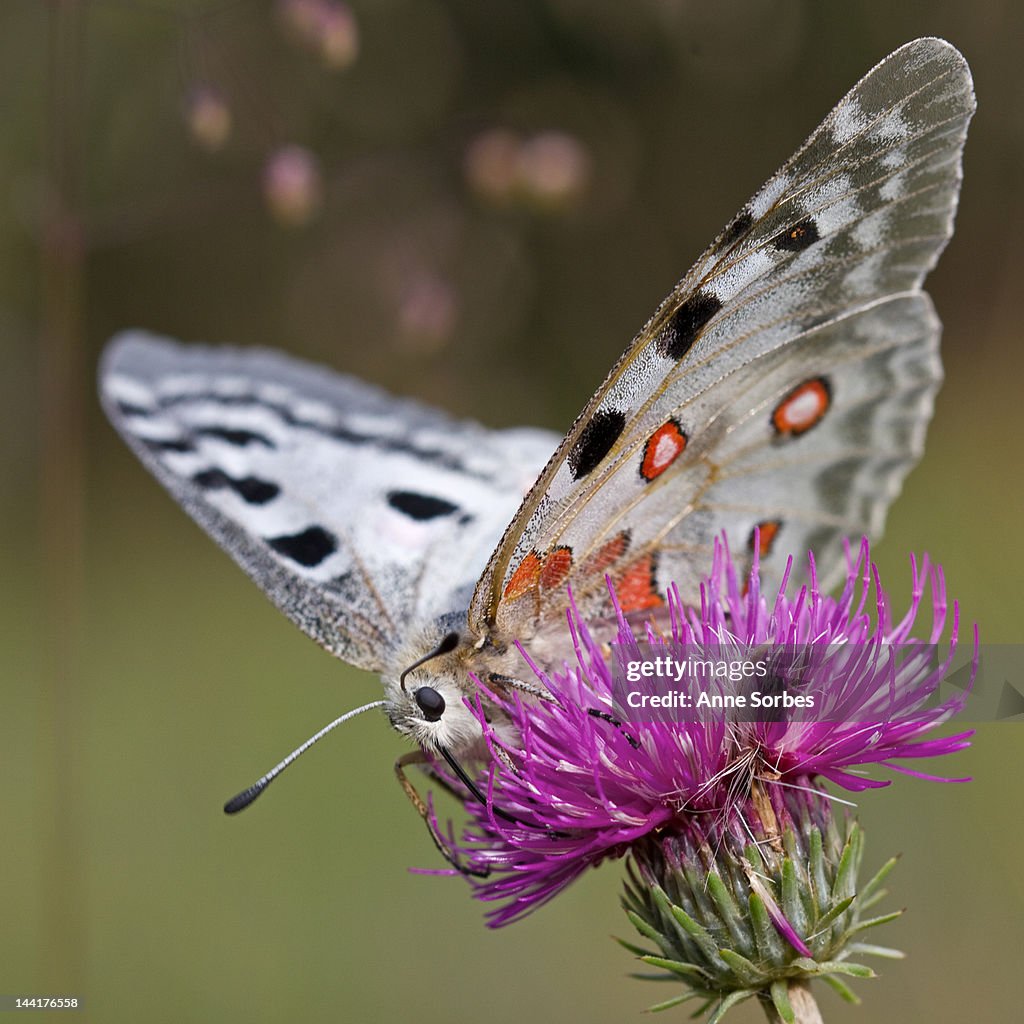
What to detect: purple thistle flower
<box><xmin>438</xmin><ymin>538</ymin><xmax>974</xmax><ymax>927</ymax></box>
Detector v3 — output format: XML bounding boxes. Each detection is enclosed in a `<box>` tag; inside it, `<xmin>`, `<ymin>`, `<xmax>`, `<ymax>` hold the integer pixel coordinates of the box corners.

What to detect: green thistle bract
<box><xmin>621</xmin><ymin>789</ymin><xmax>902</xmax><ymax>1020</ymax></box>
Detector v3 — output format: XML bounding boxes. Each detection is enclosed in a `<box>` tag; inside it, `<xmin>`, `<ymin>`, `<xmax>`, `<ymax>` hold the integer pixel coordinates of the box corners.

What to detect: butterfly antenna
<box><xmin>224</xmin><ymin>699</ymin><xmax>386</xmax><ymax>814</ymax></box>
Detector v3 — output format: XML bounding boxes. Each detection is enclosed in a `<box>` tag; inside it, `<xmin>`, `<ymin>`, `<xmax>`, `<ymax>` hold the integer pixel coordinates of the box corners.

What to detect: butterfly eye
<box><xmin>415</xmin><ymin>687</ymin><xmax>446</xmax><ymax>722</ymax></box>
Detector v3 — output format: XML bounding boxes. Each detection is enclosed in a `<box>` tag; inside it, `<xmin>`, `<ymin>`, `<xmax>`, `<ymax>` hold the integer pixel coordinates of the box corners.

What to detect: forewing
<box><xmin>100</xmin><ymin>332</ymin><xmax>557</xmax><ymax>671</ymax></box>
<box><xmin>470</xmin><ymin>37</ymin><xmax>973</xmax><ymax>639</ymax></box>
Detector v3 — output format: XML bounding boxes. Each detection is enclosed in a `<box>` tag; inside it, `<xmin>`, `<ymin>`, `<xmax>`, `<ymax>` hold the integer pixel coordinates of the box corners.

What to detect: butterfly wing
<box><xmin>470</xmin><ymin>37</ymin><xmax>974</xmax><ymax>641</ymax></box>
<box><xmin>100</xmin><ymin>332</ymin><xmax>558</xmax><ymax>672</ymax></box>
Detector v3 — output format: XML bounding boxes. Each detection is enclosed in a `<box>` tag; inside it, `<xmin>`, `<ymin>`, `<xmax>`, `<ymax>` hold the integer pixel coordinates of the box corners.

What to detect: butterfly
<box><xmin>99</xmin><ymin>37</ymin><xmax>974</xmax><ymax>868</ymax></box>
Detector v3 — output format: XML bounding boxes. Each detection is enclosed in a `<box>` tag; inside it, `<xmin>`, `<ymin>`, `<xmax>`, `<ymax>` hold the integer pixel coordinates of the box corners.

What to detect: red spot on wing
<box><xmin>772</xmin><ymin>377</ymin><xmax>831</xmax><ymax>436</ymax></box>
<box><xmin>540</xmin><ymin>546</ymin><xmax>573</xmax><ymax>589</ymax></box>
<box><xmin>581</xmin><ymin>531</ymin><xmax>631</xmax><ymax>578</ymax></box>
<box><xmin>640</xmin><ymin>420</ymin><xmax>688</xmax><ymax>481</ymax></box>
<box><xmin>504</xmin><ymin>551</ymin><xmax>542</xmax><ymax>601</ymax></box>
<box><xmin>748</xmin><ymin>520</ymin><xmax>782</xmax><ymax>557</ymax></box>
<box><xmin>504</xmin><ymin>547</ymin><xmax>574</xmax><ymax>601</ymax></box>
<box><xmin>615</xmin><ymin>554</ymin><xmax>664</xmax><ymax>613</ymax></box>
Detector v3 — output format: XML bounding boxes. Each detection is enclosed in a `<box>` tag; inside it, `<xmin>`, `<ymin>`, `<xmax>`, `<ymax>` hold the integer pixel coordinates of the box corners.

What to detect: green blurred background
<box><xmin>3</xmin><ymin>1</ymin><xmax>1022</xmax><ymax>1021</ymax></box>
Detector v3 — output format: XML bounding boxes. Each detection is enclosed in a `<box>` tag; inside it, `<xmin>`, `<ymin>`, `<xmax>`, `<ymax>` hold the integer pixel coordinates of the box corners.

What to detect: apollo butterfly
<box><xmin>99</xmin><ymin>38</ymin><xmax>974</xmax><ymax>865</ymax></box>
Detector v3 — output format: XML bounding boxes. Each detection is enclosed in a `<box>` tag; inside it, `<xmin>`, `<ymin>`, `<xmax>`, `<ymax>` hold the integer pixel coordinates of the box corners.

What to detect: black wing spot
<box><xmin>233</xmin><ymin>477</ymin><xmax>280</xmax><ymax>504</ymax></box>
<box><xmin>386</xmin><ymin>490</ymin><xmax>459</xmax><ymax>521</ymax></box>
<box><xmin>116</xmin><ymin>401</ymin><xmax>150</xmax><ymax>417</ymax></box>
<box><xmin>193</xmin><ymin>468</ymin><xmax>280</xmax><ymax>505</ymax></box>
<box><xmin>722</xmin><ymin>211</ymin><xmax>754</xmax><ymax>247</ymax></box>
<box><xmin>144</xmin><ymin>437</ymin><xmax>195</xmax><ymax>454</ymax></box>
<box><xmin>773</xmin><ymin>217</ymin><xmax>820</xmax><ymax>252</ymax></box>
<box><xmin>195</xmin><ymin>426</ymin><xmax>275</xmax><ymax>448</ymax></box>
<box><xmin>267</xmin><ymin>526</ymin><xmax>337</xmax><ymax>567</ymax></box>
<box><xmin>657</xmin><ymin>291</ymin><xmax>722</xmax><ymax>361</ymax></box>
<box><xmin>568</xmin><ymin>409</ymin><xmax>626</xmax><ymax>480</ymax></box>
<box><xmin>152</xmin><ymin>389</ymin><xmax>486</xmax><ymax>478</ymax></box>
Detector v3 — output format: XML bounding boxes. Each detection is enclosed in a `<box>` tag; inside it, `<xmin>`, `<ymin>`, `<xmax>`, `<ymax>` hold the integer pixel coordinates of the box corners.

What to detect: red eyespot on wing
<box><xmin>540</xmin><ymin>546</ymin><xmax>573</xmax><ymax>590</ymax></box>
<box><xmin>748</xmin><ymin>520</ymin><xmax>782</xmax><ymax>557</ymax></box>
<box><xmin>504</xmin><ymin>551</ymin><xmax>542</xmax><ymax>601</ymax></box>
<box><xmin>616</xmin><ymin>555</ymin><xmax>664</xmax><ymax>613</ymax></box>
<box><xmin>640</xmin><ymin>420</ymin><xmax>688</xmax><ymax>481</ymax></box>
<box><xmin>772</xmin><ymin>377</ymin><xmax>831</xmax><ymax>436</ymax></box>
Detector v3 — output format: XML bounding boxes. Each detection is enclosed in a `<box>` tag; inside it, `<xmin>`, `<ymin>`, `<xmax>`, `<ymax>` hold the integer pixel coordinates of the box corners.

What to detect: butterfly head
<box><xmin>384</xmin><ymin>673</ymin><xmax>485</xmax><ymax>754</ymax></box>
<box><xmin>383</xmin><ymin>626</ymin><xmax>488</xmax><ymax>755</ymax></box>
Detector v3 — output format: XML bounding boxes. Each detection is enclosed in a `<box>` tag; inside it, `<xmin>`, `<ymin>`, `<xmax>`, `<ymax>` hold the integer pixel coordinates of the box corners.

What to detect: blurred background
<box><xmin>3</xmin><ymin>1</ymin><xmax>1022</xmax><ymax>1021</ymax></box>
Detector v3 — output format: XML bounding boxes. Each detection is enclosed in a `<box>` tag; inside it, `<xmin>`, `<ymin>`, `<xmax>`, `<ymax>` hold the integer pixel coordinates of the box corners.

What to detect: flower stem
<box><xmin>761</xmin><ymin>981</ymin><xmax>823</xmax><ymax>1023</ymax></box>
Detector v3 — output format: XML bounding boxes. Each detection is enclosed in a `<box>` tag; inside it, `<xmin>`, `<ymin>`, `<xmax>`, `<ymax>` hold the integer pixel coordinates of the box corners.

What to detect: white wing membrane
<box><xmin>99</xmin><ymin>39</ymin><xmax>974</xmax><ymax>689</ymax></box>
<box><xmin>658</xmin><ymin>293</ymin><xmax>943</xmax><ymax>593</ymax></box>
<box><xmin>470</xmin><ymin>38</ymin><xmax>973</xmax><ymax>639</ymax></box>
<box><xmin>100</xmin><ymin>333</ymin><xmax>557</xmax><ymax>671</ymax></box>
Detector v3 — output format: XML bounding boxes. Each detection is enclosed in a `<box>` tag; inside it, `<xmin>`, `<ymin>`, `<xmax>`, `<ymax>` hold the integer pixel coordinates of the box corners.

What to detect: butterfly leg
<box><xmin>394</xmin><ymin>750</ymin><xmax>491</xmax><ymax>878</ymax></box>
<box><xmin>586</xmin><ymin>707</ymin><xmax>641</xmax><ymax>749</ymax></box>
<box><xmin>487</xmin><ymin>672</ymin><xmax>556</xmax><ymax>702</ymax></box>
